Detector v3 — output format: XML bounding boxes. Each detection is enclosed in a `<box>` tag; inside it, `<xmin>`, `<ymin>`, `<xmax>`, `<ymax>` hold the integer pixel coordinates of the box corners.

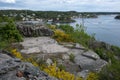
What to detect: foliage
<box><xmin>0</xmin><ymin>16</ymin><xmax>10</xmax><ymax>22</ymax></box>
<box><xmin>44</xmin><ymin>62</ymin><xmax>83</xmax><ymax>80</ymax></box>
<box><xmin>53</xmin><ymin>29</ymin><xmax>74</xmax><ymax>42</ymax></box>
<box><xmin>55</xmin><ymin>24</ymin><xmax>120</xmax><ymax>80</ymax></box>
<box><xmin>11</xmin><ymin>49</ymin><xmax>23</xmax><ymax>60</ymax></box>
<box><xmin>111</xmin><ymin>45</ymin><xmax>120</xmax><ymax>58</ymax></box>
<box><xmin>69</xmin><ymin>53</ymin><xmax>75</xmax><ymax>63</ymax></box>
<box><xmin>35</xmin><ymin>58</ymin><xmax>47</xmax><ymax>70</ymax></box>
<box><xmin>98</xmin><ymin>60</ymin><xmax>120</xmax><ymax>80</ymax></box>
<box><xmin>57</xmin><ymin>24</ymin><xmax>93</xmax><ymax>47</ymax></box>
<box><xmin>0</xmin><ymin>10</ymin><xmax>79</xmax><ymax>23</ymax></box>
<box><xmin>86</xmin><ymin>72</ymin><xmax>99</xmax><ymax>80</ymax></box>
<box><xmin>57</xmin><ymin>24</ymin><xmax>74</xmax><ymax>33</ymax></box>
<box><xmin>11</xmin><ymin>49</ymin><xmax>82</xmax><ymax>80</ymax></box>
<box><xmin>11</xmin><ymin>49</ymin><xmax>42</xmax><ymax>68</ymax></box>
<box><xmin>95</xmin><ymin>48</ymin><xmax>108</xmax><ymax>61</ymax></box>
<box><xmin>0</xmin><ymin>18</ymin><xmax>23</xmax><ymax>42</ymax></box>
<box><xmin>26</xmin><ymin>57</ymin><xmax>39</xmax><ymax>67</ymax></box>
<box><xmin>47</xmin><ymin>25</ymin><xmax>56</xmax><ymax>30</ymax></box>
<box><xmin>75</xmin><ymin>24</ymin><xmax>86</xmax><ymax>32</ymax></box>
<box><xmin>0</xmin><ymin>40</ymin><xmax>9</xmax><ymax>49</ymax></box>
<box><xmin>58</xmin><ymin>64</ymin><xmax>66</xmax><ymax>71</ymax></box>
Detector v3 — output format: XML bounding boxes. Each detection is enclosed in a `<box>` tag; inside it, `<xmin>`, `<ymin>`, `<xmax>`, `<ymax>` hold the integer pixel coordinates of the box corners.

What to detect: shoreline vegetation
<box><xmin>0</xmin><ymin>10</ymin><xmax>99</xmax><ymax>24</ymax></box>
<box><xmin>48</xmin><ymin>23</ymin><xmax>120</xmax><ymax>80</ymax></box>
<box><xmin>0</xmin><ymin>12</ymin><xmax>120</xmax><ymax>80</ymax></box>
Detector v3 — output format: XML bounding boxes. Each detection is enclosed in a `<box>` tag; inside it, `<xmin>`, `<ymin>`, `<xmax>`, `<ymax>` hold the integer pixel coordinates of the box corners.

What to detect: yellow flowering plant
<box><xmin>44</xmin><ymin>62</ymin><xmax>82</xmax><ymax>80</ymax></box>
<box><xmin>11</xmin><ymin>49</ymin><xmax>23</xmax><ymax>59</ymax></box>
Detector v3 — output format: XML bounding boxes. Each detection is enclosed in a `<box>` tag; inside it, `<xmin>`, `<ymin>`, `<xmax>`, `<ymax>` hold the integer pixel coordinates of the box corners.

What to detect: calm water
<box><xmin>70</xmin><ymin>15</ymin><xmax>120</xmax><ymax>47</ymax></box>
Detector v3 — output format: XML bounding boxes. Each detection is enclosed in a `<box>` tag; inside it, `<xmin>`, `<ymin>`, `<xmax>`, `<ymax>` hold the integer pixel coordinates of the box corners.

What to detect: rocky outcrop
<box><xmin>115</xmin><ymin>15</ymin><xmax>120</xmax><ymax>19</ymax></box>
<box><xmin>18</xmin><ymin>37</ymin><xmax>108</xmax><ymax>78</ymax></box>
<box><xmin>17</xmin><ymin>23</ymin><xmax>54</xmax><ymax>37</ymax></box>
<box><xmin>66</xmin><ymin>46</ymin><xmax>107</xmax><ymax>74</ymax></box>
<box><xmin>0</xmin><ymin>50</ymin><xmax>57</xmax><ymax>80</ymax></box>
<box><xmin>75</xmin><ymin>52</ymin><xmax>107</xmax><ymax>72</ymax></box>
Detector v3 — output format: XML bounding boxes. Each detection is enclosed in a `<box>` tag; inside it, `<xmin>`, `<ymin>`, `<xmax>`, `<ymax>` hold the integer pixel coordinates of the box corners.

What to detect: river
<box><xmin>70</xmin><ymin>15</ymin><xmax>120</xmax><ymax>47</ymax></box>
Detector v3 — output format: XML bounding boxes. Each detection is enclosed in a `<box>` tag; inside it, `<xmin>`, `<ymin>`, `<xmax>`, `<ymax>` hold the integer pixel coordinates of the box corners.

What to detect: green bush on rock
<box><xmin>0</xmin><ymin>18</ymin><xmax>23</xmax><ymax>49</ymax></box>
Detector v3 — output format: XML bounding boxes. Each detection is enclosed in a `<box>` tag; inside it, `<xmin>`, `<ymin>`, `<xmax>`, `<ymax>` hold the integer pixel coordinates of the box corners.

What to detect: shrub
<box><xmin>11</xmin><ymin>50</ymin><xmax>82</xmax><ymax>80</ymax></box>
<box><xmin>53</xmin><ymin>29</ymin><xmax>73</xmax><ymax>42</ymax></box>
<box><xmin>0</xmin><ymin>40</ymin><xmax>9</xmax><ymax>49</ymax></box>
<box><xmin>44</xmin><ymin>62</ymin><xmax>83</xmax><ymax>80</ymax></box>
<box><xmin>86</xmin><ymin>72</ymin><xmax>99</xmax><ymax>80</ymax></box>
<box><xmin>58</xmin><ymin>64</ymin><xmax>66</xmax><ymax>71</ymax></box>
<box><xmin>47</xmin><ymin>25</ymin><xmax>56</xmax><ymax>30</ymax></box>
<box><xmin>0</xmin><ymin>18</ymin><xmax>23</xmax><ymax>42</ymax></box>
<box><xmin>11</xmin><ymin>49</ymin><xmax>23</xmax><ymax>60</ymax></box>
<box><xmin>98</xmin><ymin>61</ymin><xmax>120</xmax><ymax>80</ymax></box>
<box><xmin>56</xmin><ymin>24</ymin><xmax>93</xmax><ymax>47</ymax></box>
<box><xmin>57</xmin><ymin>24</ymin><xmax>74</xmax><ymax>33</ymax></box>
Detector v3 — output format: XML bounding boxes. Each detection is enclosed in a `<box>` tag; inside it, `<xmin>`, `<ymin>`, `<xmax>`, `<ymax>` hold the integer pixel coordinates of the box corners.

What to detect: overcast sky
<box><xmin>0</xmin><ymin>0</ymin><xmax>120</xmax><ymax>12</ymax></box>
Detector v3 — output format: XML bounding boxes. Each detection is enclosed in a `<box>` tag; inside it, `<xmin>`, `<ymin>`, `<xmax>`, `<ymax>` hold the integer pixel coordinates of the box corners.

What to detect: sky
<box><xmin>0</xmin><ymin>0</ymin><xmax>120</xmax><ymax>12</ymax></box>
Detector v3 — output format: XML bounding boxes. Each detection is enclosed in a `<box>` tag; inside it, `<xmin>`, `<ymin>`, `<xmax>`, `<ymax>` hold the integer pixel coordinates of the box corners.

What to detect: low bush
<box><xmin>53</xmin><ymin>29</ymin><xmax>74</xmax><ymax>42</ymax></box>
<box><xmin>44</xmin><ymin>62</ymin><xmax>83</xmax><ymax>80</ymax></box>
<box><xmin>0</xmin><ymin>18</ymin><xmax>23</xmax><ymax>49</ymax></box>
<box><xmin>86</xmin><ymin>72</ymin><xmax>99</xmax><ymax>80</ymax></box>
<box><xmin>98</xmin><ymin>60</ymin><xmax>120</xmax><ymax>80</ymax></box>
<box><xmin>58</xmin><ymin>64</ymin><xmax>66</xmax><ymax>71</ymax></box>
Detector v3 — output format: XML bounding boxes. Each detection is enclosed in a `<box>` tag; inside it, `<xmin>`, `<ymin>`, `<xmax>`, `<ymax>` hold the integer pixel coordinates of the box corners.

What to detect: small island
<box><xmin>115</xmin><ymin>15</ymin><xmax>120</xmax><ymax>19</ymax></box>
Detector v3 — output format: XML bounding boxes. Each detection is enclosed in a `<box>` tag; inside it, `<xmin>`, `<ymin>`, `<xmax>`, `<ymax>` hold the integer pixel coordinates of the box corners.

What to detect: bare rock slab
<box><xmin>20</xmin><ymin>37</ymin><xmax>69</xmax><ymax>54</ymax></box>
<box><xmin>82</xmin><ymin>50</ymin><xmax>100</xmax><ymax>60</ymax></box>
<box><xmin>75</xmin><ymin>50</ymin><xmax>108</xmax><ymax>72</ymax></box>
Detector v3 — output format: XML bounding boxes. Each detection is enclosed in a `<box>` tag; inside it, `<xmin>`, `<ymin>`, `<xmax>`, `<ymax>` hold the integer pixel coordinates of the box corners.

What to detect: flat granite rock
<box><xmin>41</xmin><ymin>44</ymin><xmax>69</xmax><ymax>54</ymax></box>
<box><xmin>20</xmin><ymin>37</ymin><xmax>69</xmax><ymax>54</ymax></box>
<box><xmin>82</xmin><ymin>50</ymin><xmax>100</xmax><ymax>60</ymax></box>
<box><xmin>75</xmin><ymin>51</ymin><xmax>107</xmax><ymax>72</ymax></box>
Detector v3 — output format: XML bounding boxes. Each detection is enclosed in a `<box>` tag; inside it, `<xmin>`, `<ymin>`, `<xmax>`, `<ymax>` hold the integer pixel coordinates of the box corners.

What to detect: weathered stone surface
<box><xmin>77</xmin><ymin>70</ymin><xmax>89</xmax><ymax>78</ymax></box>
<box><xmin>0</xmin><ymin>53</ymin><xmax>20</xmax><ymax>74</ymax></box>
<box><xmin>82</xmin><ymin>50</ymin><xmax>100</xmax><ymax>60</ymax></box>
<box><xmin>62</xmin><ymin>60</ymin><xmax>81</xmax><ymax>74</ymax></box>
<box><xmin>75</xmin><ymin>43</ymin><xmax>85</xmax><ymax>49</ymax></box>
<box><xmin>17</xmin><ymin>23</ymin><xmax>54</xmax><ymax>37</ymax></box>
<box><xmin>16</xmin><ymin>37</ymin><xmax>108</xmax><ymax>78</ymax></box>
<box><xmin>0</xmin><ymin>51</ymin><xmax>58</xmax><ymax>80</ymax></box>
<box><xmin>62</xmin><ymin>54</ymin><xmax>70</xmax><ymax>60</ymax></box>
<box><xmin>75</xmin><ymin>55</ymin><xmax>95</xmax><ymax>69</ymax></box>
<box><xmin>20</xmin><ymin>37</ymin><xmax>69</xmax><ymax>54</ymax></box>
<box><xmin>21</xmin><ymin>47</ymin><xmax>40</xmax><ymax>54</ymax></box>
<box><xmin>67</xmin><ymin>49</ymin><xmax>84</xmax><ymax>56</ymax></box>
<box><xmin>41</xmin><ymin>44</ymin><xmax>69</xmax><ymax>54</ymax></box>
<box><xmin>75</xmin><ymin>52</ymin><xmax>108</xmax><ymax>72</ymax></box>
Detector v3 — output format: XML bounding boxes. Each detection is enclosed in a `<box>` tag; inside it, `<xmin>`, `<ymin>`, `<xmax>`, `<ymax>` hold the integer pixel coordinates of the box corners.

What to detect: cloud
<box><xmin>0</xmin><ymin>0</ymin><xmax>120</xmax><ymax>12</ymax></box>
<box><xmin>0</xmin><ymin>0</ymin><xmax>16</xmax><ymax>3</ymax></box>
